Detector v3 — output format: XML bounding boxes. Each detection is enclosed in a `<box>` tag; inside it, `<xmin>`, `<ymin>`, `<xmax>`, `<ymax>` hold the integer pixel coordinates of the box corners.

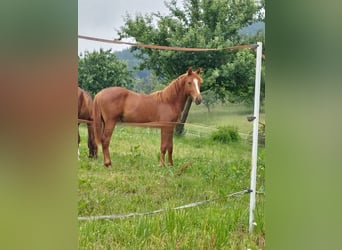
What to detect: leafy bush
<box><xmin>211</xmin><ymin>126</ymin><xmax>241</xmax><ymax>144</ymax></box>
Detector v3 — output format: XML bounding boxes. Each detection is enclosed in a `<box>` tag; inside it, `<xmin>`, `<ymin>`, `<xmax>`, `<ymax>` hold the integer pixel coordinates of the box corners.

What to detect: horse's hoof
<box><xmin>104</xmin><ymin>162</ymin><xmax>112</xmax><ymax>168</ymax></box>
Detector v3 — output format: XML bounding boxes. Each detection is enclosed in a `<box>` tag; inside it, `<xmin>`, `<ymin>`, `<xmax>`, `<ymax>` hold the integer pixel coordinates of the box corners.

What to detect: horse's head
<box><xmin>184</xmin><ymin>67</ymin><xmax>203</xmax><ymax>105</ymax></box>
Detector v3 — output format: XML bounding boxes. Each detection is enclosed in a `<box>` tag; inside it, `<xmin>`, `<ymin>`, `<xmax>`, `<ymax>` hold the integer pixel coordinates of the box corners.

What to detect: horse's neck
<box><xmin>158</xmin><ymin>78</ymin><xmax>188</xmax><ymax>112</ymax></box>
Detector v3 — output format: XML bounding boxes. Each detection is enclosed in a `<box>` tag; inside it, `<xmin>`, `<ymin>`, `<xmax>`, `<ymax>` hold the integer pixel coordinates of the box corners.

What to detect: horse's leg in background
<box><xmin>167</xmin><ymin>130</ymin><xmax>174</xmax><ymax>166</ymax></box>
<box><xmin>160</xmin><ymin>128</ymin><xmax>167</xmax><ymax>166</ymax></box>
<box><xmin>101</xmin><ymin>120</ymin><xmax>116</xmax><ymax>168</ymax></box>
<box><xmin>87</xmin><ymin>122</ymin><xmax>97</xmax><ymax>158</ymax></box>
<box><xmin>165</xmin><ymin>127</ymin><xmax>174</xmax><ymax>166</ymax></box>
<box><xmin>78</xmin><ymin>124</ymin><xmax>80</xmax><ymax>160</ymax></box>
<box><xmin>160</xmin><ymin>127</ymin><xmax>174</xmax><ymax>166</ymax></box>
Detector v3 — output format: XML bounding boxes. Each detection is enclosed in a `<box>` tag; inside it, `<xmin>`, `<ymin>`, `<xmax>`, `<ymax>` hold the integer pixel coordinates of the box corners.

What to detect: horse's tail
<box><xmin>92</xmin><ymin>95</ymin><xmax>103</xmax><ymax>146</ymax></box>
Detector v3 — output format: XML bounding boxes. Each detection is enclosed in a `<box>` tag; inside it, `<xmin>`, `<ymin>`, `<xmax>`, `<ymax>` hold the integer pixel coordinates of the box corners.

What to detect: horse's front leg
<box><xmin>167</xmin><ymin>129</ymin><xmax>174</xmax><ymax>166</ymax></box>
<box><xmin>160</xmin><ymin>128</ymin><xmax>174</xmax><ymax>166</ymax></box>
<box><xmin>167</xmin><ymin>143</ymin><xmax>173</xmax><ymax>166</ymax></box>
<box><xmin>160</xmin><ymin>147</ymin><xmax>166</xmax><ymax>167</ymax></box>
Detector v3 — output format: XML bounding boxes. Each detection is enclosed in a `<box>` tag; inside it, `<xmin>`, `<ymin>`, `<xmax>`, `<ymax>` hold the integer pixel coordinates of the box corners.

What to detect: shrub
<box><xmin>211</xmin><ymin>126</ymin><xmax>241</xmax><ymax>144</ymax></box>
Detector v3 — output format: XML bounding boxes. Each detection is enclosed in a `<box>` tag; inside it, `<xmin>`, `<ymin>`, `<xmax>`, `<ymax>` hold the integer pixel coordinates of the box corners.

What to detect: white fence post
<box><xmin>248</xmin><ymin>42</ymin><xmax>263</xmax><ymax>233</ymax></box>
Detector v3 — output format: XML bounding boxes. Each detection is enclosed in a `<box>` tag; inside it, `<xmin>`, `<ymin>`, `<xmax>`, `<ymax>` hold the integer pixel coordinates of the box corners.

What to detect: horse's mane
<box><xmin>151</xmin><ymin>74</ymin><xmax>186</xmax><ymax>103</ymax></box>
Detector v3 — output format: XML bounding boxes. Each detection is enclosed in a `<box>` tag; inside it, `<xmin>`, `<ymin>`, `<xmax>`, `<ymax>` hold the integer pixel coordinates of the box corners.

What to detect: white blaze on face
<box><xmin>193</xmin><ymin>78</ymin><xmax>200</xmax><ymax>95</ymax></box>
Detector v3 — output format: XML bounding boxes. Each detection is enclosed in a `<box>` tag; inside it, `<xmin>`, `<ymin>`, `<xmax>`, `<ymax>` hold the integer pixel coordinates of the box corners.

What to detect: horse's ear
<box><xmin>187</xmin><ymin>67</ymin><xmax>193</xmax><ymax>75</ymax></box>
<box><xmin>196</xmin><ymin>68</ymin><xmax>201</xmax><ymax>74</ymax></box>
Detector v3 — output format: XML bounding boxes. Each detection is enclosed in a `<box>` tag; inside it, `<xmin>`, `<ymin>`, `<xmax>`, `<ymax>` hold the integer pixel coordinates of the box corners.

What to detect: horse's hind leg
<box><xmin>87</xmin><ymin>123</ymin><xmax>98</xmax><ymax>158</ymax></box>
<box><xmin>101</xmin><ymin>120</ymin><xmax>116</xmax><ymax>168</ymax></box>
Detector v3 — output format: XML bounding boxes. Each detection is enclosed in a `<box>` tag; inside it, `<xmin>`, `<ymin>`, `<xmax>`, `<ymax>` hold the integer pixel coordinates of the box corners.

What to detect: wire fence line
<box><xmin>78</xmin><ymin>35</ymin><xmax>257</xmax><ymax>52</ymax></box>
<box><xmin>79</xmin><ymin>121</ymin><xmax>252</xmax><ymax>141</ymax></box>
<box><xmin>78</xmin><ymin>189</ymin><xmax>252</xmax><ymax>221</ymax></box>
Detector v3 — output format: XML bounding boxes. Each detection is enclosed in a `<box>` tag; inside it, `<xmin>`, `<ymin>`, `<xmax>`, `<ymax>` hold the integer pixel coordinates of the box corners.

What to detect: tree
<box><xmin>201</xmin><ymin>90</ymin><xmax>218</xmax><ymax>113</ymax></box>
<box><xmin>78</xmin><ymin>49</ymin><xmax>133</xmax><ymax>96</ymax></box>
<box><xmin>117</xmin><ymin>0</ymin><xmax>265</xmax><ymax>133</ymax></box>
<box><xmin>118</xmin><ymin>0</ymin><xmax>263</xmax><ymax>78</ymax></box>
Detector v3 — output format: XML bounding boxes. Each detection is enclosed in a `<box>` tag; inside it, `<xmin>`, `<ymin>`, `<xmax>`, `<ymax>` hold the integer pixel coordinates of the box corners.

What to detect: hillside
<box><xmin>115</xmin><ymin>49</ymin><xmax>151</xmax><ymax>79</ymax></box>
<box><xmin>239</xmin><ymin>21</ymin><xmax>265</xmax><ymax>36</ymax></box>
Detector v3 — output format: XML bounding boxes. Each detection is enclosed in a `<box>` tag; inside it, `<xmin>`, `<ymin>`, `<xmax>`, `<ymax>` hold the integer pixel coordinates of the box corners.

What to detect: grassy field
<box><xmin>78</xmin><ymin>103</ymin><xmax>265</xmax><ymax>249</ymax></box>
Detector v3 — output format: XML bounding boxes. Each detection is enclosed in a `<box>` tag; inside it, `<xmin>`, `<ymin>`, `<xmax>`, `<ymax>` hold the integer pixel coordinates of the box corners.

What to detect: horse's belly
<box><xmin>123</xmin><ymin>104</ymin><xmax>178</xmax><ymax>123</ymax></box>
<box><xmin>122</xmin><ymin>104</ymin><xmax>158</xmax><ymax>123</ymax></box>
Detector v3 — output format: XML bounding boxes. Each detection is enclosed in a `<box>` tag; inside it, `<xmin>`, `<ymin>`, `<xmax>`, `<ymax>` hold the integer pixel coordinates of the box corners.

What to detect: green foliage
<box><xmin>132</xmin><ymin>72</ymin><xmax>165</xmax><ymax>94</ymax></box>
<box><xmin>201</xmin><ymin>90</ymin><xmax>218</xmax><ymax>112</ymax></box>
<box><xmin>211</xmin><ymin>125</ymin><xmax>241</xmax><ymax>144</ymax></box>
<box><xmin>117</xmin><ymin>0</ymin><xmax>265</xmax><ymax>103</ymax></box>
<box><xmin>222</xmin><ymin>49</ymin><xmax>262</xmax><ymax>104</ymax></box>
<box><xmin>78</xmin><ymin>49</ymin><xmax>134</xmax><ymax>95</ymax></box>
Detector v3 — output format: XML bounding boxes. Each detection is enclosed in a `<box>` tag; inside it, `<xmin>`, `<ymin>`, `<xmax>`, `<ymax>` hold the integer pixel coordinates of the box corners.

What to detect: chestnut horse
<box><xmin>93</xmin><ymin>67</ymin><xmax>203</xmax><ymax>168</ymax></box>
<box><xmin>78</xmin><ymin>86</ymin><xmax>97</xmax><ymax>158</ymax></box>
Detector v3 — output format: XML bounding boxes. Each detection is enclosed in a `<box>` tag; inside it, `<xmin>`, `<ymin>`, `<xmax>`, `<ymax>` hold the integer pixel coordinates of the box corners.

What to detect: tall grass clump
<box><xmin>211</xmin><ymin>125</ymin><xmax>241</xmax><ymax>144</ymax></box>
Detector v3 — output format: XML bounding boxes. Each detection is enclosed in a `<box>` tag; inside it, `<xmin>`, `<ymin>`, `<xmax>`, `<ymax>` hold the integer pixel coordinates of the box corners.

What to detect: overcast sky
<box><xmin>78</xmin><ymin>0</ymin><xmax>169</xmax><ymax>55</ymax></box>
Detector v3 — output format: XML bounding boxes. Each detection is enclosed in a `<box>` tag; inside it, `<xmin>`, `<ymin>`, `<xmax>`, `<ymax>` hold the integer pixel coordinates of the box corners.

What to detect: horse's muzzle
<box><xmin>194</xmin><ymin>96</ymin><xmax>202</xmax><ymax>105</ymax></box>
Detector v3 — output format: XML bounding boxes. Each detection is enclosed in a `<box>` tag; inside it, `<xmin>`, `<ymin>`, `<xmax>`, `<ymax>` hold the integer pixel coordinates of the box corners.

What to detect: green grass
<box><xmin>78</xmin><ymin>103</ymin><xmax>265</xmax><ymax>249</ymax></box>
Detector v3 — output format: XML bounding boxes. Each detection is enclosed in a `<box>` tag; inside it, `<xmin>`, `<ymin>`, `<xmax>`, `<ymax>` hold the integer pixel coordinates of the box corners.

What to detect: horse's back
<box><xmin>95</xmin><ymin>87</ymin><xmax>132</xmax><ymax>105</ymax></box>
<box><xmin>94</xmin><ymin>87</ymin><xmax>132</xmax><ymax>121</ymax></box>
<box><xmin>94</xmin><ymin>87</ymin><xmax>161</xmax><ymax>123</ymax></box>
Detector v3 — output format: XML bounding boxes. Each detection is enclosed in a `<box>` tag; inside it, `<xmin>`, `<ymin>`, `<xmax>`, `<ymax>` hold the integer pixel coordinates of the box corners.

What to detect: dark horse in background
<box><xmin>92</xmin><ymin>67</ymin><xmax>203</xmax><ymax>168</ymax></box>
<box><xmin>78</xmin><ymin>86</ymin><xmax>97</xmax><ymax>158</ymax></box>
